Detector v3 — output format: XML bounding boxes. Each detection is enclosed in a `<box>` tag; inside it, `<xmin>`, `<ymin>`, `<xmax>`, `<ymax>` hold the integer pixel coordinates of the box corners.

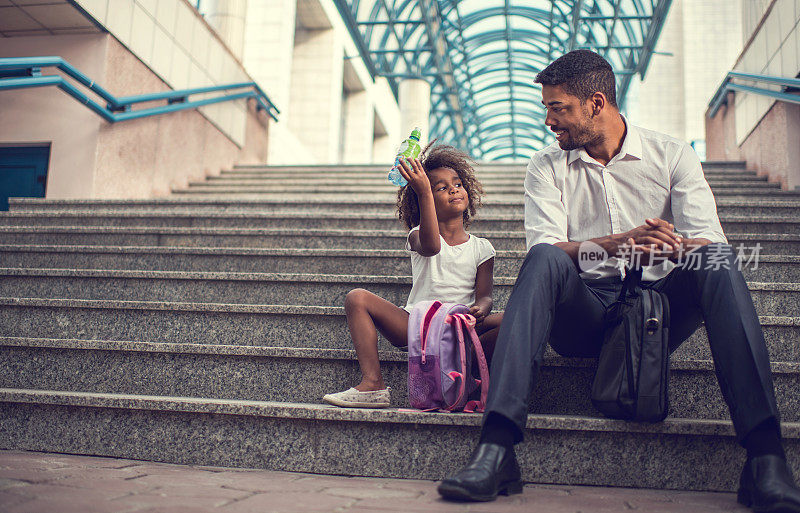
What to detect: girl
<box><xmin>323</xmin><ymin>143</ymin><xmax>503</xmax><ymax>408</ymax></box>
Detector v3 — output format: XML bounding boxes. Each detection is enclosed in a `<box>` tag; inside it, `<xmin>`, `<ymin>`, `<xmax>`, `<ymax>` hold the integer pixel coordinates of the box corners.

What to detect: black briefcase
<box><xmin>591</xmin><ymin>267</ymin><xmax>671</xmax><ymax>422</ymax></box>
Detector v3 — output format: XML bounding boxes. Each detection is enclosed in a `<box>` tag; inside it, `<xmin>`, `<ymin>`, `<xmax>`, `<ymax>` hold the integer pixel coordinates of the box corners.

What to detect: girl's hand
<box><xmin>469</xmin><ymin>303</ymin><xmax>489</xmax><ymax>324</ymax></box>
<box><xmin>396</xmin><ymin>158</ymin><xmax>430</xmax><ymax>196</ymax></box>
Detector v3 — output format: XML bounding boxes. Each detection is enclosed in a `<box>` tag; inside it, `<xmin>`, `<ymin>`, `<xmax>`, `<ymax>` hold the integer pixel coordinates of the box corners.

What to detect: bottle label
<box><xmin>396</xmin><ymin>140</ymin><xmax>410</xmax><ymax>155</ymax></box>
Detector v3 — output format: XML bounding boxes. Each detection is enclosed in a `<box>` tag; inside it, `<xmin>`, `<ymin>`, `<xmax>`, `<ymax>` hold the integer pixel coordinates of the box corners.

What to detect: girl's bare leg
<box><xmin>344</xmin><ymin>288</ymin><xmax>409</xmax><ymax>391</ymax></box>
<box><xmin>476</xmin><ymin>312</ymin><xmax>503</xmax><ymax>364</ymax></box>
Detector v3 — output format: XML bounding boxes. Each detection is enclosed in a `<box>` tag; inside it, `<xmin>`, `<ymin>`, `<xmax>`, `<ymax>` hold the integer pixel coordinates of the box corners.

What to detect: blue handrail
<box><xmin>0</xmin><ymin>56</ymin><xmax>279</xmax><ymax>122</ymax></box>
<box><xmin>708</xmin><ymin>71</ymin><xmax>800</xmax><ymax>118</ymax></box>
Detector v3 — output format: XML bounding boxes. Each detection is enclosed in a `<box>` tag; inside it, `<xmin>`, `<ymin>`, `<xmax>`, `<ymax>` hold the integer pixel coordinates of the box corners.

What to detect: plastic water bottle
<box><xmin>388</xmin><ymin>127</ymin><xmax>422</xmax><ymax>186</ymax></box>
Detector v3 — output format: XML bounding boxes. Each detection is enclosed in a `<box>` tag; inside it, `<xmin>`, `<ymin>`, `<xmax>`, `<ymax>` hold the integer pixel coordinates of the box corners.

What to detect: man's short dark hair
<box><xmin>535</xmin><ymin>50</ymin><xmax>618</xmax><ymax>107</ymax></box>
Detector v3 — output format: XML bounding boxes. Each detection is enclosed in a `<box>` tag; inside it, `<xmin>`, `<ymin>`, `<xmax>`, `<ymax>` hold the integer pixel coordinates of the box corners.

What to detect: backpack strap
<box><xmin>444</xmin><ymin>312</ymin><xmax>469</xmax><ymax>412</ymax></box>
<box><xmin>453</xmin><ymin>313</ymin><xmax>490</xmax><ymax>413</ymax></box>
<box><xmin>419</xmin><ymin>300</ymin><xmax>443</xmax><ymax>364</ymax></box>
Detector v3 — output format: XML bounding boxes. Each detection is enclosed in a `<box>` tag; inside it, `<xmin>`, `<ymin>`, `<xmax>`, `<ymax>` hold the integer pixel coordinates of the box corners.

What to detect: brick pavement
<box><xmin>0</xmin><ymin>450</ymin><xmax>748</xmax><ymax>512</ymax></box>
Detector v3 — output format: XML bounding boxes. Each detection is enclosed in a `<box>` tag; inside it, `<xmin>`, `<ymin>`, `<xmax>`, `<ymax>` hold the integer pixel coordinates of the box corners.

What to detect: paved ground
<box><xmin>0</xmin><ymin>450</ymin><xmax>748</xmax><ymax>513</ymax></box>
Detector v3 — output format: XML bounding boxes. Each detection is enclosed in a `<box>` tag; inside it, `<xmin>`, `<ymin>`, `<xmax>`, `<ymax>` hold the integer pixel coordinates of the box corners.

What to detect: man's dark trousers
<box><xmin>486</xmin><ymin>242</ymin><xmax>780</xmax><ymax>442</ymax></box>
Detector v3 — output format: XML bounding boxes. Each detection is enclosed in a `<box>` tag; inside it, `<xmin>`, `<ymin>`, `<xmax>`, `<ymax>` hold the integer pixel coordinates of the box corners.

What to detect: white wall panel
<box><xmin>74</xmin><ymin>0</ymin><xmax>263</xmax><ymax>147</ymax></box>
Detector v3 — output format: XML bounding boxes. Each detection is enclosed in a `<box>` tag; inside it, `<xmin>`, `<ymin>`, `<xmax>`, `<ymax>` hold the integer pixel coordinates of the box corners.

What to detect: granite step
<box><xmin>2</xmin><ymin>338</ymin><xmax>799</xmax><ymax>422</ymax></box>
<box><xmin>218</xmin><ymin>170</ymin><xmax>763</xmax><ymax>182</ymax></box>
<box><xmin>0</xmin><ymin>388</ymin><xmax>797</xmax><ymax>492</ymax></box>
<box><xmin>0</xmin><ymin>226</ymin><xmax>795</xmax><ymax>253</ymax></box>
<box><xmin>228</xmin><ymin>161</ymin><xmax>748</xmax><ymax>173</ymax></box>
<box><xmin>2</xmin><ymin>245</ymin><xmax>798</xmax><ymax>281</ymax></box>
<box><xmin>196</xmin><ymin>177</ymin><xmax>774</xmax><ymax>188</ymax></box>
<box><xmin>181</xmin><ymin>181</ymin><xmax>782</xmax><ymax>193</ymax></box>
<box><xmin>696</xmin><ymin>161</ymin><xmax>748</xmax><ymax>168</ymax></box>
<box><xmin>170</xmin><ymin>187</ymin><xmax>798</xmax><ymax>197</ymax></box>
<box><xmin>9</xmin><ymin>198</ymin><xmax>800</xmax><ymax>217</ymax></box>
<box><xmin>207</xmin><ymin>173</ymin><xmax>770</xmax><ymax>184</ymax></box>
<box><xmin>1</xmin><ymin>269</ymin><xmax>795</xmax><ymax>316</ymax></box>
<box><xmin>0</xmin><ymin>211</ymin><xmax>796</xmax><ymax>235</ymax></box>
<box><xmin>1</xmin><ymin>298</ymin><xmax>797</xmax><ymax>361</ymax></box>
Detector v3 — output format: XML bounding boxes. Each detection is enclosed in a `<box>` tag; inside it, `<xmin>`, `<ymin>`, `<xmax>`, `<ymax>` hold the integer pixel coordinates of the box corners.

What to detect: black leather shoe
<box><xmin>738</xmin><ymin>455</ymin><xmax>800</xmax><ymax>512</ymax></box>
<box><xmin>437</xmin><ymin>443</ymin><xmax>523</xmax><ymax>502</ymax></box>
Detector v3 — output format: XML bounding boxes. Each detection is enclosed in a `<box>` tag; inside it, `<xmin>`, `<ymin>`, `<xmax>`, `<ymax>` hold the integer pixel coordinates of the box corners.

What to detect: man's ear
<box><xmin>590</xmin><ymin>92</ymin><xmax>606</xmax><ymax>116</ymax></box>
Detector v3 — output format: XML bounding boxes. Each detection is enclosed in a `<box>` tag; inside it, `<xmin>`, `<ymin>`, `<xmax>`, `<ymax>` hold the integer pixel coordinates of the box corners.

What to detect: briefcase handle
<box><xmin>619</xmin><ymin>266</ymin><xmax>644</xmax><ymax>303</ymax></box>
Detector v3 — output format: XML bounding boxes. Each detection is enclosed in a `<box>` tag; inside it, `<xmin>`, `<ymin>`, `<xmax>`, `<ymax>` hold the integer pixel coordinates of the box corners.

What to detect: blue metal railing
<box><xmin>0</xmin><ymin>56</ymin><xmax>279</xmax><ymax>122</ymax></box>
<box><xmin>708</xmin><ymin>71</ymin><xmax>800</xmax><ymax>118</ymax></box>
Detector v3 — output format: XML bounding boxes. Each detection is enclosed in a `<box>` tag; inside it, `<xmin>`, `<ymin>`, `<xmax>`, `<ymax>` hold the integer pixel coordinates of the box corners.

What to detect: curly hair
<box><xmin>535</xmin><ymin>49</ymin><xmax>618</xmax><ymax>107</ymax></box>
<box><xmin>396</xmin><ymin>142</ymin><xmax>484</xmax><ymax>230</ymax></box>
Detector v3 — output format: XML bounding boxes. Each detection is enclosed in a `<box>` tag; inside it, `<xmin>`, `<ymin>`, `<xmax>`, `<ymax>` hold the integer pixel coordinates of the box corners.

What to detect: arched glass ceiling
<box><xmin>334</xmin><ymin>0</ymin><xmax>673</xmax><ymax>161</ymax></box>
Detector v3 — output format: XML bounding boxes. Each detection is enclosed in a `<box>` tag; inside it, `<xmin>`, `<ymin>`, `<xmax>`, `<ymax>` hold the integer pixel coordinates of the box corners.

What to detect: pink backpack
<box><xmin>407</xmin><ymin>300</ymin><xmax>490</xmax><ymax>412</ymax></box>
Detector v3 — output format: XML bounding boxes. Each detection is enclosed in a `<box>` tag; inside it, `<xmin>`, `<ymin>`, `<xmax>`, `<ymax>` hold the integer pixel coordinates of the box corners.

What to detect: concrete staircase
<box><xmin>1</xmin><ymin>161</ymin><xmax>798</xmax><ymax>492</ymax></box>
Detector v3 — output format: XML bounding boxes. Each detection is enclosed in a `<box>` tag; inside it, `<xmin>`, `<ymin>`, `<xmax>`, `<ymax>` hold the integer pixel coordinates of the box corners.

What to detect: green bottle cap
<box><xmin>410</xmin><ymin>127</ymin><xmax>421</xmax><ymax>141</ymax></box>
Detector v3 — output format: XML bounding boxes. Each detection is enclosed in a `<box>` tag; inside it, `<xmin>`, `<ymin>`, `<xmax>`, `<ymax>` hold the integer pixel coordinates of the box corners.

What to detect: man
<box><xmin>437</xmin><ymin>50</ymin><xmax>800</xmax><ymax>512</ymax></box>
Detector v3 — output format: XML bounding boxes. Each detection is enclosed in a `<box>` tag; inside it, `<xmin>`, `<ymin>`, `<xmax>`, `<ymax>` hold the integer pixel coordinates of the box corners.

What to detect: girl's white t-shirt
<box><xmin>403</xmin><ymin>226</ymin><xmax>496</xmax><ymax>312</ymax></box>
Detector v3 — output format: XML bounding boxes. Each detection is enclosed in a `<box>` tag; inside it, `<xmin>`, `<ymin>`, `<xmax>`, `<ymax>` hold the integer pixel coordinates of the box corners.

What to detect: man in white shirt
<box><xmin>438</xmin><ymin>50</ymin><xmax>800</xmax><ymax>512</ymax></box>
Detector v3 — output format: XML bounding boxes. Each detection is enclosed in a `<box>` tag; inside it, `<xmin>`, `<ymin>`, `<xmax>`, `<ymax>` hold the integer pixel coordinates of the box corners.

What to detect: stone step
<box><xmin>218</xmin><ymin>171</ymin><xmax>763</xmax><ymax>183</ymax></box>
<box><xmin>0</xmin><ymin>388</ymin><xmax>796</xmax><ymax>492</ymax></box>
<box><xmin>9</xmin><ymin>197</ymin><xmax>800</xmax><ymax>217</ymax></box>
<box><xmin>1</xmin><ymin>298</ymin><xmax>797</xmax><ymax>361</ymax></box>
<box><xmin>0</xmin><ymin>211</ymin><xmax>796</xmax><ymax>235</ymax></box>
<box><xmin>697</xmin><ymin>161</ymin><xmax>748</xmax><ymax>168</ymax></box>
<box><xmin>228</xmin><ymin>161</ymin><xmax>748</xmax><ymax>173</ymax></box>
<box><xmin>201</xmin><ymin>175</ymin><xmax>772</xmax><ymax>186</ymax></box>
<box><xmin>2</xmin><ymin>338</ymin><xmax>799</xmax><ymax>422</ymax></box>
<box><xmin>2</xmin><ymin>245</ymin><xmax>798</xmax><ymax>281</ymax></box>
<box><xmin>1</xmin><ymin>269</ymin><xmax>795</xmax><ymax>316</ymax></box>
<box><xmin>0</xmin><ymin>226</ymin><xmax>795</xmax><ymax>253</ymax></box>
<box><xmin>180</xmin><ymin>177</ymin><xmax>781</xmax><ymax>190</ymax></box>
<box><xmin>170</xmin><ymin>187</ymin><xmax>797</xmax><ymax>197</ymax></box>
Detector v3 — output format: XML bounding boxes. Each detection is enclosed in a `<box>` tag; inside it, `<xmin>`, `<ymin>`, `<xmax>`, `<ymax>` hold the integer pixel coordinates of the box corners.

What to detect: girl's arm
<box><xmin>398</xmin><ymin>158</ymin><xmax>440</xmax><ymax>256</ymax></box>
<box><xmin>469</xmin><ymin>257</ymin><xmax>494</xmax><ymax>323</ymax></box>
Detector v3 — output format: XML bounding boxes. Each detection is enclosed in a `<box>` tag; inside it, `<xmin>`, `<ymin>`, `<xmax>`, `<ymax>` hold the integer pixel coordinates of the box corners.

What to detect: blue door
<box><xmin>0</xmin><ymin>146</ymin><xmax>50</xmax><ymax>211</ymax></box>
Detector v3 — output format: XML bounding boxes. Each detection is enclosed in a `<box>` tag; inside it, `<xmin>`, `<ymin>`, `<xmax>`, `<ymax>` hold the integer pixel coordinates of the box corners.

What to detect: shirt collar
<box><xmin>566</xmin><ymin>115</ymin><xmax>642</xmax><ymax>165</ymax></box>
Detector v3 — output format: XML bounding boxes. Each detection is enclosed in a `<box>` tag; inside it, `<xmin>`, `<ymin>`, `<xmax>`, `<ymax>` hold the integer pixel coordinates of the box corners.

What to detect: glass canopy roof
<box><xmin>334</xmin><ymin>0</ymin><xmax>673</xmax><ymax>160</ymax></box>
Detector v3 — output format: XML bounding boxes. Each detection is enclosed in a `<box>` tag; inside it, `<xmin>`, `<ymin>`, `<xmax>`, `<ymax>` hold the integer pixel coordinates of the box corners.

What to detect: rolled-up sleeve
<box><xmin>524</xmin><ymin>156</ymin><xmax>568</xmax><ymax>250</ymax></box>
<box><xmin>669</xmin><ymin>143</ymin><xmax>727</xmax><ymax>243</ymax></box>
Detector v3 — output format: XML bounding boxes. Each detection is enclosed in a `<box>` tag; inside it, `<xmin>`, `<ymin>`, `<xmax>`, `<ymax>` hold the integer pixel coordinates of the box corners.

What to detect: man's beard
<box><xmin>557</xmin><ymin>109</ymin><xmax>598</xmax><ymax>151</ymax></box>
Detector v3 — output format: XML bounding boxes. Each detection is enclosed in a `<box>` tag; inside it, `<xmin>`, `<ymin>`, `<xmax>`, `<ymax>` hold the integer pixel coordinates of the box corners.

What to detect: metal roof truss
<box><xmin>334</xmin><ymin>0</ymin><xmax>673</xmax><ymax>161</ymax></box>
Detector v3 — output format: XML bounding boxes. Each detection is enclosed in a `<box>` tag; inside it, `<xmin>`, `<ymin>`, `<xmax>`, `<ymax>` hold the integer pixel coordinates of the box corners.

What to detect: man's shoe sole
<box><xmin>437</xmin><ymin>479</ymin><xmax>523</xmax><ymax>502</ymax></box>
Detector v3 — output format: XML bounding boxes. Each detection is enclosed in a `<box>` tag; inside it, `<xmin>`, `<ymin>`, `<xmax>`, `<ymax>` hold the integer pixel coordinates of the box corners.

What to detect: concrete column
<box><xmin>342</xmin><ymin>90</ymin><xmax>374</xmax><ymax>164</ymax></box>
<box><xmin>371</xmin><ymin>111</ymin><xmax>392</xmax><ymax>164</ymax></box>
<box><xmin>399</xmin><ymin>79</ymin><xmax>431</xmax><ymax>144</ymax></box>
<box><xmin>787</xmin><ymin>103</ymin><xmax>800</xmax><ymax>190</ymax></box>
<box><xmin>243</xmin><ymin>0</ymin><xmax>315</xmax><ymax>163</ymax></box>
<box><xmin>372</xmin><ymin>135</ymin><xmax>392</xmax><ymax>163</ymax></box>
<box><xmin>204</xmin><ymin>0</ymin><xmax>248</xmax><ymax>59</ymax></box>
<box><xmin>288</xmin><ymin>26</ymin><xmax>344</xmax><ymax>163</ymax></box>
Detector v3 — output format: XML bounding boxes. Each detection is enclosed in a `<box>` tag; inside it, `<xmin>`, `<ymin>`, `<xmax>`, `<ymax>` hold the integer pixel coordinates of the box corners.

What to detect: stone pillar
<box><xmin>203</xmin><ymin>0</ymin><xmax>248</xmax><ymax>59</ymax></box>
<box><xmin>787</xmin><ymin>103</ymin><xmax>800</xmax><ymax>190</ymax></box>
<box><xmin>243</xmin><ymin>0</ymin><xmax>316</xmax><ymax>163</ymax></box>
<box><xmin>705</xmin><ymin>91</ymin><xmax>740</xmax><ymax>162</ymax></box>
<box><xmin>288</xmin><ymin>26</ymin><xmax>344</xmax><ymax>163</ymax></box>
<box><xmin>342</xmin><ymin>90</ymin><xmax>374</xmax><ymax>164</ymax></box>
<box><xmin>372</xmin><ymin>111</ymin><xmax>392</xmax><ymax>164</ymax></box>
<box><xmin>399</xmin><ymin>79</ymin><xmax>431</xmax><ymax>144</ymax></box>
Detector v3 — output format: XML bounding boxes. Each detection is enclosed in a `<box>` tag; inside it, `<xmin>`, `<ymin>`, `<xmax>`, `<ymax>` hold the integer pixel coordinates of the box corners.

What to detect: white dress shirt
<box><xmin>524</xmin><ymin>118</ymin><xmax>727</xmax><ymax>281</ymax></box>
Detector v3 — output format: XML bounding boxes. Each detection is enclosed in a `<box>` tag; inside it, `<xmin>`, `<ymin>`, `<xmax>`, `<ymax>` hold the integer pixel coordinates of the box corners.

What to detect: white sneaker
<box><xmin>323</xmin><ymin>387</ymin><xmax>391</xmax><ymax>408</ymax></box>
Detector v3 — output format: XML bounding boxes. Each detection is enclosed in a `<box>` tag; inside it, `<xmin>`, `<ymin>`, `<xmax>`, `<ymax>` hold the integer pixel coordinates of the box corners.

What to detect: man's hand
<box><xmin>622</xmin><ymin>219</ymin><xmax>712</xmax><ymax>266</ymax></box>
<box><xmin>618</xmin><ymin>218</ymin><xmax>680</xmax><ymax>266</ymax></box>
<box><xmin>556</xmin><ymin>219</ymin><xmax>714</xmax><ymax>271</ymax></box>
<box><xmin>623</xmin><ymin>218</ymin><xmax>680</xmax><ymax>253</ymax></box>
